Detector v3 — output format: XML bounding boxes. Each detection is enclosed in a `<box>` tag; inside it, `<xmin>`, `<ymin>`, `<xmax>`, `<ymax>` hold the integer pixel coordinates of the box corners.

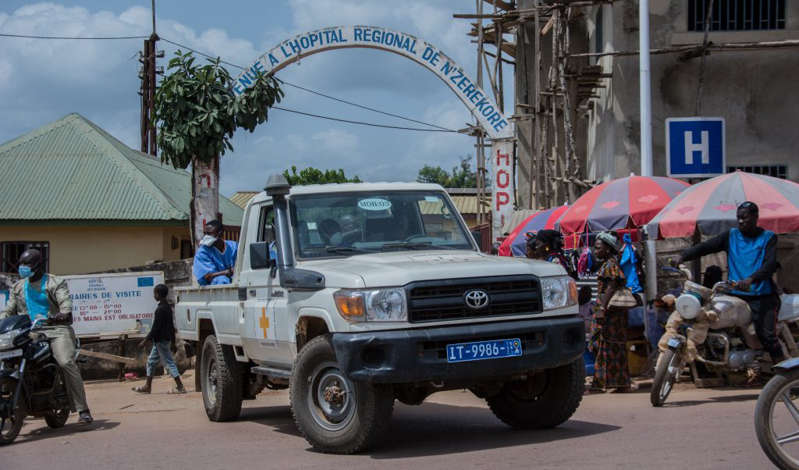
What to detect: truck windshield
<box><xmin>290</xmin><ymin>191</ymin><xmax>474</xmax><ymax>258</ymax></box>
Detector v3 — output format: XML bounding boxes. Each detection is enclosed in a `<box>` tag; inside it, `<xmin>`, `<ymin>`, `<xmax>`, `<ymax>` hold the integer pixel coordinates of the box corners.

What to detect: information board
<box><xmin>64</xmin><ymin>271</ymin><xmax>164</xmax><ymax>337</ymax></box>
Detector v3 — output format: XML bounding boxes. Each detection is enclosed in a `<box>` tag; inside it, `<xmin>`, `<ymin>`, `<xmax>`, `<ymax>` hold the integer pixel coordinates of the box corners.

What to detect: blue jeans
<box><xmin>146</xmin><ymin>341</ymin><xmax>180</xmax><ymax>378</ymax></box>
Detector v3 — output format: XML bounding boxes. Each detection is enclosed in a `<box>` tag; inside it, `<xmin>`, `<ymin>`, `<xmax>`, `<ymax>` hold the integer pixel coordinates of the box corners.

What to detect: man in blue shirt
<box><xmin>679</xmin><ymin>201</ymin><xmax>784</xmax><ymax>363</ymax></box>
<box><xmin>192</xmin><ymin>220</ymin><xmax>238</xmax><ymax>286</ymax></box>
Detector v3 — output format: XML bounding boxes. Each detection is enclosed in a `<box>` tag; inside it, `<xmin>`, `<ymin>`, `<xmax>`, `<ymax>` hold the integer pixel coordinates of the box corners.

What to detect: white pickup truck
<box><xmin>175</xmin><ymin>175</ymin><xmax>584</xmax><ymax>454</ymax></box>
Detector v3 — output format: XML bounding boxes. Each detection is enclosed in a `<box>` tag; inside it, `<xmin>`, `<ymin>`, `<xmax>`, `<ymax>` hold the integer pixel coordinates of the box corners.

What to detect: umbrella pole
<box><xmin>643</xmin><ymin>225</ymin><xmax>658</xmax><ymax>352</ymax></box>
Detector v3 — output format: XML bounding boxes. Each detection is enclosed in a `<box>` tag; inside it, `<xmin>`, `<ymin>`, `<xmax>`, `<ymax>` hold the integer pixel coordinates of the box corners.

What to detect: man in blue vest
<box><xmin>679</xmin><ymin>201</ymin><xmax>785</xmax><ymax>363</ymax></box>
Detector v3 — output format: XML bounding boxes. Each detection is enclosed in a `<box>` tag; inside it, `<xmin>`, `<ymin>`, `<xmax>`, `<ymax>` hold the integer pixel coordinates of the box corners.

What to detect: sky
<box><xmin>0</xmin><ymin>1</ymin><xmax>513</xmax><ymax>196</ymax></box>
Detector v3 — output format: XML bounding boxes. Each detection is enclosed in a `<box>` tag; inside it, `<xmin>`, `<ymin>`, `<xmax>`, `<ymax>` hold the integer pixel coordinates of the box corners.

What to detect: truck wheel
<box><xmin>290</xmin><ymin>335</ymin><xmax>393</xmax><ymax>454</ymax></box>
<box><xmin>487</xmin><ymin>357</ymin><xmax>584</xmax><ymax>429</ymax></box>
<box><xmin>650</xmin><ymin>349</ymin><xmax>680</xmax><ymax>407</ymax></box>
<box><xmin>201</xmin><ymin>334</ymin><xmax>242</xmax><ymax>422</ymax></box>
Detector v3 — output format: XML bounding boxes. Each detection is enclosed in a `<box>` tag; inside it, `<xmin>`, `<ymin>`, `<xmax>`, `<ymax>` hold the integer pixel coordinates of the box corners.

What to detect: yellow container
<box><xmin>627</xmin><ymin>340</ymin><xmax>649</xmax><ymax>377</ymax></box>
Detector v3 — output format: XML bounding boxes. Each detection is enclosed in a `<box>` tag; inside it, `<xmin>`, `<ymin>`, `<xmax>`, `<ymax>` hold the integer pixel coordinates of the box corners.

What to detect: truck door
<box><xmin>240</xmin><ymin>204</ymin><xmax>281</xmax><ymax>364</ymax></box>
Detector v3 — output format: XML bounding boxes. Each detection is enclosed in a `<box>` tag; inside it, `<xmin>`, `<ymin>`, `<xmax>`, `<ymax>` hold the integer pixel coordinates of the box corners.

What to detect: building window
<box><xmin>688</xmin><ymin>0</ymin><xmax>786</xmax><ymax>31</ymax></box>
<box><xmin>727</xmin><ymin>165</ymin><xmax>788</xmax><ymax>179</ymax></box>
<box><xmin>594</xmin><ymin>6</ymin><xmax>604</xmax><ymax>61</ymax></box>
<box><xmin>1</xmin><ymin>242</ymin><xmax>50</xmax><ymax>273</ymax></box>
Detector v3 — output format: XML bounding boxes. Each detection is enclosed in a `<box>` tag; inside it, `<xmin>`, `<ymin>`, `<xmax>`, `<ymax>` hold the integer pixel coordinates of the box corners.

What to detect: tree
<box><xmin>416</xmin><ymin>156</ymin><xmax>477</xmax><ymax>188</ymax></box>
<box><xmin>154</xmin><ymin>50</ymin><xmax>283</xmax><ymax>246</ymax></box>
<box><xmin>283</xmin><ymin>166</ymin><xmax>362</xmax><ymax>185</ymax></box>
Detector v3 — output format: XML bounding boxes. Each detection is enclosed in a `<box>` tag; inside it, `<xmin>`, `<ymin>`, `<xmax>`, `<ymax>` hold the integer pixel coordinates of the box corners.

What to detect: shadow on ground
<box><xmin>17</xmin><ymin>419</ymin><xmax>120</xmax><ymax>444</ymax></box>
<box><xmin>663</xmin><ymin>392</ymin><xmax>761</xmax><ymax>408</ymax></box>
<box><xmin>241</xmin><ymin>401</ymin><xmax>620</xmax><ymax>458</ymax></box>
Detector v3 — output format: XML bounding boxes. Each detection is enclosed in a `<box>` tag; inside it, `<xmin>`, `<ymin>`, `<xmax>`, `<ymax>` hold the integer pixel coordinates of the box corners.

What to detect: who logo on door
<box><xmin>666</xmin><ymin>117</ymin><xmax>725</xmax><ymax>178</ymax></box>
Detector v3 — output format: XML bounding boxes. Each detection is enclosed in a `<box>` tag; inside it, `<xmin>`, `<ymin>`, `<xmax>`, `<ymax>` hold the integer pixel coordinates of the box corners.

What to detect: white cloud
<box><xmin>311</xmin><ymin>129</ymin><xmax>358</xmax><ymax>154</ymax></box>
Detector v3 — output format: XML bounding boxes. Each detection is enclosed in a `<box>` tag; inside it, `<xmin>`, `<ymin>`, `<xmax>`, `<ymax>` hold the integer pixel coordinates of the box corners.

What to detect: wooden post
<box><xmin>559</xmin><ymin>6</ymin><xmax>579</xmax><ymax>202</ymax></box>
<box><xmin>117</xmin><ymin>334</ymin><xmax>128</xmax><ymax>382</ymax></box>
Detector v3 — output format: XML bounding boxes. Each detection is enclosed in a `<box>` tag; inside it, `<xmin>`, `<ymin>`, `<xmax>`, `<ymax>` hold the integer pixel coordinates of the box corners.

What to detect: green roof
<box><xmin>0</xmin><ymin>113</ymin><xmax>243</xmax><ymax>224</ymax></box>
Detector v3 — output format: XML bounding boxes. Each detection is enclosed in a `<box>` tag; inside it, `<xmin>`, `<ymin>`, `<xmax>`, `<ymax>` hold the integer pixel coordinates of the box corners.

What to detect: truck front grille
<box><xmin>406</xmin><ymin>275</ymin><xmax>541</xmax><ymax>323</ymax></box>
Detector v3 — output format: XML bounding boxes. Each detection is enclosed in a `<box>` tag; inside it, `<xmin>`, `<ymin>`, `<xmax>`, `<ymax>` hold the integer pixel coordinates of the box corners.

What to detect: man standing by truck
<box><xmin>0</xmin><ymin>249</ymin><xmax>94</xmax><ymax>424</ymax></box>
<box><xmin>193</xmin><ymin>220</ymin><xmax>238</xmax><ymax>286</ymax></box>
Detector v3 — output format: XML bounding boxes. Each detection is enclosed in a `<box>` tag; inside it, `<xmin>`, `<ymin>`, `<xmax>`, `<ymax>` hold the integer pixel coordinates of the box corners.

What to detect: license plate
<box><xmin>667</xmin><ymin>337</ymin><xmax>681</xmax><ymax>348</ymax></box>
<box><xmin>0</xmin><ymin>349</ymin><xmax>22</xmax><ymax>361</ymax></box>
<box><xmin>446</xmin><ymin>338</ymin><xmax>522</xmax><ymax>363</ymax></box>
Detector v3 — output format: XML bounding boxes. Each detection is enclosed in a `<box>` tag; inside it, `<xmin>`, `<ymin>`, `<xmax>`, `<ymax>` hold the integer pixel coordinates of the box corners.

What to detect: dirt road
<box><xmin>2</xmin><ymin>373</ymin><xmax>773</xmax><ymax>469</ymax></box>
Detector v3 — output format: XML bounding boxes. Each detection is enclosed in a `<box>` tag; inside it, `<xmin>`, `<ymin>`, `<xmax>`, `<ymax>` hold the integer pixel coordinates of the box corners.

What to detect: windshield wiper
<box><xmin>380</xmin><ymin>242</ymin><xmax>458</xmax><ymax>251</ymax></box>
<box><xmin>325</xmin><ymin>246</ymin><xmax>372</xmax><ymax>254</ymax></box>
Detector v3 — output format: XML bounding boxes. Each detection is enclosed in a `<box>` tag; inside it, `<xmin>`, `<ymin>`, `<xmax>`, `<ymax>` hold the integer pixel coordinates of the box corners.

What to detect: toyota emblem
<box><xmin>464</xmin><ymin>289</ymin><xmax>489</xmax><ymax>310</ymax></box>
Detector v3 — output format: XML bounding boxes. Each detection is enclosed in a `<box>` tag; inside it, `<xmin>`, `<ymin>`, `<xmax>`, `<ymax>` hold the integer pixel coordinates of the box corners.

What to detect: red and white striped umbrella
<box><xmin>650</xmin><ymin>171</ymin><xmax>799</xmax><ymax>238</ymax></box>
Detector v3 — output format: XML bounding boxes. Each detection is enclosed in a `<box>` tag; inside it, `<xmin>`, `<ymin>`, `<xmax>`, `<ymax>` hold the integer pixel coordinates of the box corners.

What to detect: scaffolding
<box><xmin>456</xmin><ymin>0</ymin><xmax>603</xmax><ymax>213</ymax></box>
<box><xmin>457</xmin><ymin>0</ymin><xmax>799</xmax><ymax>216</ymax></box>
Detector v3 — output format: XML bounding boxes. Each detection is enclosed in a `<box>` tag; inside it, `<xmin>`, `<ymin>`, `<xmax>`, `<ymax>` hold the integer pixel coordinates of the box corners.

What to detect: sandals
<box><xmin>168</xmin><ymin>388</ymin><xmax>187</xmax><ymax>395</ymax></box>
<box><xmin>132</xmin><ymin>385</ymin><xmax>151</xmax><ymax>394</ymax></box>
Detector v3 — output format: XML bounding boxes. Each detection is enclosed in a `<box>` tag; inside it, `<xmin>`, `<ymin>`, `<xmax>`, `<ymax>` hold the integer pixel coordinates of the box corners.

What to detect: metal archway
<box><xmin>234</xmin><ymin>26</ymin><xmax>514</xmax><ymax>238</ymax></box>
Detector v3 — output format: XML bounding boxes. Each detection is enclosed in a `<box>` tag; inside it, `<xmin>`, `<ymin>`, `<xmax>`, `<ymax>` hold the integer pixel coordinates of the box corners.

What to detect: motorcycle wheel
<box><xmin>651</xmin><ymin>350</ymin><xmax>680</xmax><ymax>407</ymax></box>
<box><xmin>45</xmin><ymin>371</ymin><xmax>70</xmax><ymax>428</ymax></box>
<box><xmin>44</xmin><ymin>408</ymin><xmax>70</xmax><ymax>429</ymax></box>
<box><xmin>754</xmin><ymin>368</ymin><xmax>799</xmax><ymax>470</ymax></box>
<box><xmin>0</xmin><ymin>378</ymin><xmax>26</xmax><ymax>445</ymax></box>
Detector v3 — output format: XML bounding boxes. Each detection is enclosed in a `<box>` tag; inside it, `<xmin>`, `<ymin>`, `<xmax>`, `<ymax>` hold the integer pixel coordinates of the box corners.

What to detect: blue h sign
<box><xmin>666</xmin><ymin>117</ymin><xmax>725</xmax><ymax>178</ymax></box>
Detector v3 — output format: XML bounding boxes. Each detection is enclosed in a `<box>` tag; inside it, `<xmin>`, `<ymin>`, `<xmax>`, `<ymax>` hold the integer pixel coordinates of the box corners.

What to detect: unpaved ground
<box><xmin>1</xmin><ymin>373</ymin><xmax>774</xmax><ymax>469</ymax></box>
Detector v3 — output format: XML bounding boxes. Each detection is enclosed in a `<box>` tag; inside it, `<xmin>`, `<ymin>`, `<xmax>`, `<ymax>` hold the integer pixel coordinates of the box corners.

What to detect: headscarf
<box><xmin>596</xmin><ymin>231</ymin><xmax>621</xmax><ymax>253</ymax></box>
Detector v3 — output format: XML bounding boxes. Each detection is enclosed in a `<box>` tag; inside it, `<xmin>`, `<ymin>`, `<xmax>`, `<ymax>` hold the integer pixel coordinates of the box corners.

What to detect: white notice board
<box><xmin>64</xmin><ymin>271</ymin><xmax>164</xmax><ymax>338</ymax></box>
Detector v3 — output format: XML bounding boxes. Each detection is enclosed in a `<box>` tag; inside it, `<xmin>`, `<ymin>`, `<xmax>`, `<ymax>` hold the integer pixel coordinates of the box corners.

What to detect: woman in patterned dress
<box><xmin>589</xmin><ymin>231</ymin><xmax>633</xmax><ymax>393</ymax></box>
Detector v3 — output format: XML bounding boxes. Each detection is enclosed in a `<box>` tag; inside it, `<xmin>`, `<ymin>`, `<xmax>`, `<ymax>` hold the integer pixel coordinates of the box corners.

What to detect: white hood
<box><xmin>299</xmin><ymin>250</ymin><xmax>566</xmax><ymax>288</ymax></box>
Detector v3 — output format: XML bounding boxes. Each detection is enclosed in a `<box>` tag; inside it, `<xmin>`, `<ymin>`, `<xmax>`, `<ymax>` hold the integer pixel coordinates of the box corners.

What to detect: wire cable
<box><xmin>159</xmin><ymin>36</ymin><xmax>458</xmax><ymax>132</ymax></box>
<box><xmin>273</xmin><ymin>106</ymin><xmax>457</xmax><ymax>133</ymax></box>
<box><xmin>0</xmin><ymin>32</ymin><xmax>148</xmax><ymax>40</ymax></box>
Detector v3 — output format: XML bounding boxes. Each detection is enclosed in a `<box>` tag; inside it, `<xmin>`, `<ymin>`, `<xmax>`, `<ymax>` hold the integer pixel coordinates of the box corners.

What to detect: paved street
<box><xmin>2</xmin><ymin>372</ymin><xmax>773</xmax><ymax>469</ymax></box>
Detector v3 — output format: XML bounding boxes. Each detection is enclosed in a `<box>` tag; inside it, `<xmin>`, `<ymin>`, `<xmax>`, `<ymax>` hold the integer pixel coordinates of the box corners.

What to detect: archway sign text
<box><xmin>233</xmin><ymin>26</ymin><xmax>514</xmax><ymax>241</ymax></box>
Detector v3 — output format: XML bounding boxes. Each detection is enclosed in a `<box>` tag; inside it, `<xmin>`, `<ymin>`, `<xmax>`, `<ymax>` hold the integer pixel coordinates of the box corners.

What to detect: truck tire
<box><xmin>290</xmin><ymin>335</ymin><xmax>394</xmax><ymax>454</ymax></box>
<box><xmin>201</xmin><ymin>334</ymin><xmax>242</xmax><ymax>422</ymax></box>
<box><xmin>650</xmin><ymin>349</ymin><xmax>679</xmax><ymax>407</ymax></box>
<box><xmin>487</xmin><ymin>357</ymin><xmax>584</xmax><ymax>429</ymax></box>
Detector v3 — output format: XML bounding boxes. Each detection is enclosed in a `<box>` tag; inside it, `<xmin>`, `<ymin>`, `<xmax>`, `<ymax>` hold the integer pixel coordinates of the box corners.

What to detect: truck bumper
<box><xmin>331</xmin><ymin>316</ymin><xmax>584</xmax><ymax>384</ymax></box>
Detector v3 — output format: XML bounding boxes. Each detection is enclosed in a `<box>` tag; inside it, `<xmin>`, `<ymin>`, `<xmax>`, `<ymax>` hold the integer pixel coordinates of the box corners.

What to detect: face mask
<box><xmin>18</xmin><ymin>265</ymin><xmax>33</xmax><ymax>278</ymax></box>
<box><xmin>200</xmin><ymin>235</ymin><xmax>218</xmax><ymax>247</ymax></box>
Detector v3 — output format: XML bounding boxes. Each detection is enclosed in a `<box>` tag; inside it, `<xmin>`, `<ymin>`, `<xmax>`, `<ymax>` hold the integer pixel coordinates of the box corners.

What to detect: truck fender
<box><xmin>295</xmin><ymin>308</ymin><xmax>335</xmax><ymax>351</ymax></box>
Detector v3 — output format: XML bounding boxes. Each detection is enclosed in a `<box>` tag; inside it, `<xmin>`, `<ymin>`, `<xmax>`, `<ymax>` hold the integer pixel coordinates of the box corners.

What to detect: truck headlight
<box><xmin>540</xmin><ymin>276</ymin><xmax>578</xmax><ymax>310</ymax></box>
<box><xmin>333</xmin><ymin>288</ymin><xmax>408</xmax><ymax>322</ymax></box>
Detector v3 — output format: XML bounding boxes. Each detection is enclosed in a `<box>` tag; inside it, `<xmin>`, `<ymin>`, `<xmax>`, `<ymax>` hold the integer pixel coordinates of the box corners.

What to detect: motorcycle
<box><xmin>650</xmin><ymin>265</ymin><xmax>799</xmax><ymax>407</ymax></box>
<box><xmin>0</xmin><ymin>316</ymin><xmax>74</xmax><ymax>445</ymax></box>
<box><xmin>755</xmin><ymin>358</ymin><xmax>799</xmax><ymax>470</ymax></box>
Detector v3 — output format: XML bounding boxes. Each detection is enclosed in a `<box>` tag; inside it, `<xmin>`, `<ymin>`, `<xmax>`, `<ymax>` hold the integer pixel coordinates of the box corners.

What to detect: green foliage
<box><xmin>416</xmin><ymin>156</ymin><xmax>477</xmax><ymax>188</ymax></box>
<box><xmin>153</xmin><ymin>50</ymin><xmax>284</xmax><ymax>168</ymax></box>
<box><xmin>282</xmin><ymin>166</ymin><xmax>362</xmax><ymax>185</ymax></box>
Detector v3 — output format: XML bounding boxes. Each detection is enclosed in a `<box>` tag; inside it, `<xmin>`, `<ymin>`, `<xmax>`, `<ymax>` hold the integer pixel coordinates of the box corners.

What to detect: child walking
<box><xmin>133</xmin><ymin>284</ymin><xmax>186</xmax><ymax>394</ymax></box>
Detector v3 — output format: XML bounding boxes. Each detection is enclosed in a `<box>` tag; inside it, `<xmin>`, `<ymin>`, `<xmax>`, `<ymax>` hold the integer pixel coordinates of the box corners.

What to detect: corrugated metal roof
<box><xmin>502</xmin><ymin>209</ymin><xmax>539</xmax><ymax>234</ymax></box>
<box><xmin>0</xmin><ymin>113</ymin><xmax>243</xmax><ymax>224</ymax></box>
<box><xmin>230</xmin><ymin>191</ymin><xmax>259</xmax><ymax>209</ymax></box>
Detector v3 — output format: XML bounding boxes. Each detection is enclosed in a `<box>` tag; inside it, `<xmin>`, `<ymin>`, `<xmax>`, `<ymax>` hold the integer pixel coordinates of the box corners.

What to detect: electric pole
<box><xmin>138</xmin><ymin>0</ymin><xmax>162</xmax><ymax>157</ymax></box>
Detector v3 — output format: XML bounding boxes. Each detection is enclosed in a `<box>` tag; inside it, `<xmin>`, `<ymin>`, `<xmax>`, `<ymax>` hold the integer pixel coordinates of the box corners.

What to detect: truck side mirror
<box><xmin>250</xmin><ymin>242</ymin><xmax>271</xmax><ymax>270</ymax></box>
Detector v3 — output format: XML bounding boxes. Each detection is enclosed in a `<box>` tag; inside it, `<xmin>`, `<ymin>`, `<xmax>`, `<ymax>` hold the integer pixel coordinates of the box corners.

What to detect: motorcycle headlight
<box><xmin>0</xmin><ymin>329</ymin><xmax>22</xmax><ymax>350</ymax></box>
<box><xmin>676</xmin><ymin>293</ymin><xmax>702</xmax><ymax>320</ymax></box>
<box><xmin>541</xmin><ymin>276</ymin><xmax>578</xmax><ymax>310</ymax></box>
<box><xmin>334</xmin><ymin>288</ymin><xmax>408</xmax><ymax>322</ymax></box>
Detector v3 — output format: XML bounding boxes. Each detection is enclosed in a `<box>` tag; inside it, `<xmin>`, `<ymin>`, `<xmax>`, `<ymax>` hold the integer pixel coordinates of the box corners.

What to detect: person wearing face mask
<box><xmin>0</xmin><ymin>249</ymin><xmax>93</xmax><ymax>424</ymax></box>
<box><xmin>192</xmin><ymin>220</ymin><xmax>239</xmax><ymax>286</ymax></box>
